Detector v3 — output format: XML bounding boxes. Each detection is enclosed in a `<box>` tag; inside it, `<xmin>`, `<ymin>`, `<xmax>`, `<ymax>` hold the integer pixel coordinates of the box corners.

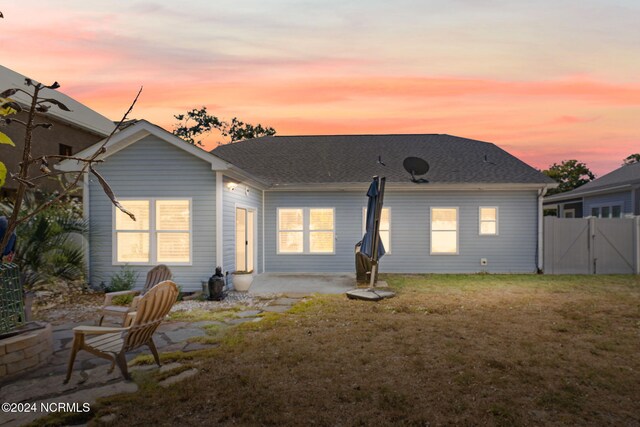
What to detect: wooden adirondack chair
<box><xmin>99</xmin><ymin>264</ymin><xmax>173</xmax><ymax>326</ymax></box>
<box><xmin>65</xmin><ymin>280</ymin><xmax>179</xmax><ymax>383</ymax></box>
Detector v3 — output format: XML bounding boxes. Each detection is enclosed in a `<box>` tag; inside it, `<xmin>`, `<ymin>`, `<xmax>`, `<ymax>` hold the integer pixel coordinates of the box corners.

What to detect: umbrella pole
<box><xmin>369</xmin><ymin>263</ymin><xmax>377</xmax><ymax>289</ymax></box>
<box><xmin>368</xmin><ymin>177</ymin><xmax>386</xmax><ymax>289</ymax></box>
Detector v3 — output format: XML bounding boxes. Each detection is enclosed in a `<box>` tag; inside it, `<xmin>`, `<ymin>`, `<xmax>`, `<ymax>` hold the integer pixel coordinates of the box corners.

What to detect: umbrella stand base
<box><xmin>346</xmin><ymin>288</ymin><xmax>396</xmax><ymax>301</ymax></box>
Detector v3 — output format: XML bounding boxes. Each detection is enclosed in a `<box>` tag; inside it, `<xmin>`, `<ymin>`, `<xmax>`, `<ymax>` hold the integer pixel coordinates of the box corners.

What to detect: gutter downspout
<box><xmin>83</xmin><ymin>173</ymin><xmax>91</xmax><ymax>284</ymax></box>
<box><xmin>635</xmin><ymin>216</ymin><xmax>640</xmax><ymax>275</ymax></box>
<box><xmin>262</xmin><ymin>190</ymin><xmax>265</xmax><ymax>274</ymax></box>
<box><xmin>216</xmin><ymin>172</ymin><xmax>223</xmax><ymax>270</ymax></box>
<box><xmin>537</xmin><ymin>186</ymin><xmax>548</xmax><ymax>273</ymax></box>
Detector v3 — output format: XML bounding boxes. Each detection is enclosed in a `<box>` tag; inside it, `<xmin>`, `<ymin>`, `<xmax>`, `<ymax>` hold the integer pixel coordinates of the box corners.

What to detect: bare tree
<box><xmin>0</xmin><ymin>78</ymin><xmax>141</xmax><ymax>255</ymax></box>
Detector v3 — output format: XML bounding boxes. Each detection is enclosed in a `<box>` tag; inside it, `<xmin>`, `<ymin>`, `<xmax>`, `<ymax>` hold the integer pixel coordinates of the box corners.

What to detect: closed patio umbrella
<box><xmin>348</xmin><ymin>176</ymin><xmax>394</xmax><ymax>300</ymax></box>
<box><xmin>361</xmin><ymin>177</ymin><xmax>386</xmax><ymax>261</ymax></box>
<box><xmin>361</xmin><ymin>176</ymin><xmax>386</xmax><ymax>288</ymax></box>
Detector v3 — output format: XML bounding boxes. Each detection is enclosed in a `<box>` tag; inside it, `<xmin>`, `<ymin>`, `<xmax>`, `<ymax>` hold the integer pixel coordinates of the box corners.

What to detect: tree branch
<box><xmin>1</xmin><ymin>86</ymin><xmax>143</xmax><ymax>250</ymax></box>
<box><xmin>2</xmin><ymin>118</ymin><xmax>27</xmax><ymax>127</ymax></box>
<box><xmin>0</xmin><ymin>84</ymin><xmax>41</xmax><ymax>252</ymax></box>
<box><xmin>28</xmin><ymin>170</ymin><xmax>87</xmax><ymax>182</ymax></box>
<box><xmin>9</xmin><ymin>173</ymin><xmax>35</xmax><ymax>188</ymax></box>
<box><xmin>28</xmin><ymin>154</ymin><xmax>105</xmax><ymax>165</ymax></box>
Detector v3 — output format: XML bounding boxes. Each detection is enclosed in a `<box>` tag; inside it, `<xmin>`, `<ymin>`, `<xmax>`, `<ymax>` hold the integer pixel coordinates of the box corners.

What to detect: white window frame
<box><xmin>430</xmin><ymin>207</ymin><xmax>459</xmax><ymax>255</ymax></box>
<box><xmin>563</xmin><ymin>208</ymin><xmax>575</xmax><ymax>218</ymax></box>
<box><xmin>112</xmin><ymin>198</ymin><xmax>193</xmax><ymax>266</ymax></box>
<box><xmin>611</xmin><ymin>205</ymin><xmax>623</xmax><ymax>218</ymax></box>
<box><xmin>277</xmin><ymin>207</ymin><xmax>304</xmax><ymax>254</ymax></box>
<box><xmin>309</xmin><ymin>208</ymin><xmax>336</xmax><ymax>255</ymax></box>
<box><xmin>479</xmin><ymin>206</ymin><xmax>499</xmax><ymax>236</ymax></box>
<box><xmin>277</xmin><ymin>207</ymin><xmax>335</xmax><ymax>255</ymax></box>
<box><xmin>590</xmin><ymin>203</ymin><xmax>623</xmax><ymax>218</ymax></box>
<box><xmin>362</xmin><ymin>207</ymin><xmax>391</xmax><ymax>253</ymax></box>
<box><xmin>234</xmin><ymin>203</ymin><xmax>258</xmax><ymax>273</ymax></box>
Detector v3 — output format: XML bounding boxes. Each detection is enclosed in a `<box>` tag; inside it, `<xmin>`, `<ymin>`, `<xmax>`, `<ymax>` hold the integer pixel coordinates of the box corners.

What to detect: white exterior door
<box><xmin>235</xmin><ymin>207</ymin><xmax>255</xmax><ymax>272</ymax></box>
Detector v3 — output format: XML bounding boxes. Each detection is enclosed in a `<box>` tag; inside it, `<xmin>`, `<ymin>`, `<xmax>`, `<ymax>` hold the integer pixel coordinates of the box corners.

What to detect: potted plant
<box><xmin>232</xmin><ymin>270</ymin><xmax>254</xmax><ymax>292</ymax></box>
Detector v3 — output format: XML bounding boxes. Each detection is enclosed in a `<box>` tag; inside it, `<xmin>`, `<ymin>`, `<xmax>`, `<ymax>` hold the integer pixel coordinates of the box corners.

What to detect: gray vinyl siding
<box><xmin>264</xmin><ymin>190</ymin><xmax>538</xmax><ymax>273</ymax></box>
<box><xmin>583</xmin><ymin>191</ymin><xmax>632</xmax><ymax>216</ymax></box>
<box><xmin>222</xmin><ymin>176</ymin><xmax>263</xmax><ymax>287</ymax></box>
<box><xmin>88</xmin><ymin>135</ymin><xmax>216</xmax><ymax>291</ymax></box>
<box><xmin>559</xmin><ymin>201</ymin><xmax>583</xmax><ymax>218</ymax></box>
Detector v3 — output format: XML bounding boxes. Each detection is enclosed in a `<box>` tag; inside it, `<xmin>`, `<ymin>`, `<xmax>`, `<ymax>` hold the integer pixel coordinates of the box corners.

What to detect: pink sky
<box><xmin>2</xmin><ymin>1</ymin><xmax>640</xmax><ymax>176</ymax></box>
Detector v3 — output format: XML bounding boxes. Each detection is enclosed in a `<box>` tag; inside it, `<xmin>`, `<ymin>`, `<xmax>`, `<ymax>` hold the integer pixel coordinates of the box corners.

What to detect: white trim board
<box><xmin>267</xmin><ymin>182</ymin><xmax>554</xmax><ymax>192</ymax></box>
<box><xmin>57</xmin><ymin>120</ymin><xmax>231</xmax><ymax>172</ymax></box>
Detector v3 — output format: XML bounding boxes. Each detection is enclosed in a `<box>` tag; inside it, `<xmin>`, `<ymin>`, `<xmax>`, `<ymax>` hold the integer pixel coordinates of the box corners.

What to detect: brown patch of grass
<box><xmin>25</xmin><ymin>409</ymin><xmax>95</xmax><ymax>427</ymax></box>
<box><xmin>130</xmin><ymin>348</ymin><xmax>220</xmax><ymax>366</ymax></box>
<box><xmin>168</xmin><ymin>307</ymin><xmax>239</xmax><ymax>322</ymax></box>
<box><xmin>85</xmin><ymin>275</ymin><xmax>640</xmax><ymax>426</ymax></box>
<box><xmin>154</xmin><ymin>364</ymin><xmax>196</xmax><ymax>383</ymax></box>
<box><xmin>186</xmin><ymin>335</ymin><xmax>221</xmax><ymax>345</ymax></box>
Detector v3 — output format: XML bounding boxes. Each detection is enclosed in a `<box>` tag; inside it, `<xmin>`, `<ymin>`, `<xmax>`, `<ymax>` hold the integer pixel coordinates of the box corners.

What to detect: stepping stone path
<box><xmin>158</xmin><ymin>368</ymin><xmax>199</xmax><ymax>388</ymax></box>
<box><xmin>0</xmin><ymin>293</ymin><xmax>305</xmax><ymax>426</ymax></box>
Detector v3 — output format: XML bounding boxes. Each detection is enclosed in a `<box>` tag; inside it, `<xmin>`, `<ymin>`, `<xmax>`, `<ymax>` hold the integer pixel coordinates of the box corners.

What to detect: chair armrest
<box><xmin>124</xmin><ymin>311</ymin><xmax>137</xmax><ymax>327</ymax></box>
<box><xmin>130</xmin><ymin>295</ymin><xmax>143</xmax><ymax>310</ymax></box>
<box><xmin>103</xmin><ymin>290</ymin><xmax>140</xmax><ymax>306</ymax></box>
<box><xmin>73</xmin><ymin>325</ymin><xmax>129</xmax><ymax>335</ymax></box>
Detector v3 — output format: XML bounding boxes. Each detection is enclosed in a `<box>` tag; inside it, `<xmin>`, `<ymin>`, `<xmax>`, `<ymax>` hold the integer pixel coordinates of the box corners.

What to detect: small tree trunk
<box><xmin>0</xmin><ymin>86</ymin><xmax>40</xmax><ymax>255</ymax></box>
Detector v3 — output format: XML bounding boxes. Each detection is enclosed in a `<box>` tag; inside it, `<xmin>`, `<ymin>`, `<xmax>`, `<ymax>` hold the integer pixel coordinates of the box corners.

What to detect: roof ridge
<box><xmin>271</xmin><ymin>133</ymin><xmax>444</xmax><ymax>137</ymax></box>
<box><xmin>212</xmin><ymin>133</ymin><xmax>552</xmax><ymax>185</ymax></box>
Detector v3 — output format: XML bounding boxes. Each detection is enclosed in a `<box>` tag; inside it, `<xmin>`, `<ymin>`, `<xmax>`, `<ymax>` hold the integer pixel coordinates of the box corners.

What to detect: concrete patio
<box><xmin>0</xmin><ymin>294</ymin><xmax>305</xmax><ymax>426</ymax></box>
<box><xmin>248</xmin><ymin>272</ymin><xmax>356</xmax><ymax>295</ymax></box>
<box><xmin>0</xmin><ymin>273</ymin><xmax>357</xmax><ymax>425</ymax></box>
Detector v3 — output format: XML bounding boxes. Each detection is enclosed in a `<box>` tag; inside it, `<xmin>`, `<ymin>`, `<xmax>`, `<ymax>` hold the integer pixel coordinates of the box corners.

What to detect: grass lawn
<box><xmin>56</xmin><ymin>275</ymin><xmax>640</xmax><ymax>426</ymax></box>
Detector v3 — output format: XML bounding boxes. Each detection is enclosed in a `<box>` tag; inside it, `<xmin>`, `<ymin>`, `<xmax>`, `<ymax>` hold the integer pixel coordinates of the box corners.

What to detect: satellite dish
<box><xmin>403</xmin><ymin>157</ymin><xmax>429</xmax><ymax>183</ymax></box>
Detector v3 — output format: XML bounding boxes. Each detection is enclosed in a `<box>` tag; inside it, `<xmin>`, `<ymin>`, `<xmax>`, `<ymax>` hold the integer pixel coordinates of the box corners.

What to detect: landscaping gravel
<box><xmin>170</xmin><ymin>291</ymin><xmax>276</xmax><ymax>312</ymax></box>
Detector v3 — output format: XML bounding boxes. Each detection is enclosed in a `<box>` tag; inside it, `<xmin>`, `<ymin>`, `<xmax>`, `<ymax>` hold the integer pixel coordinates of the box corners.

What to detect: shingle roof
<box><xmin>545</xmin><ymin>161</ymin><xmax>640</xmax><ymax>202</ymax></box>
<box><xmin>211</xmin><ymin>134</ymin><xmax>554</xmax><ymax>186</ymax></box>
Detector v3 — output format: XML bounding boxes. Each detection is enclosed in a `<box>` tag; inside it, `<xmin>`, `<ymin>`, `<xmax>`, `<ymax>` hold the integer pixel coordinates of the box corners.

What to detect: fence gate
<box><xmin>544</xmin><ymin>217</ymin><xmax>640</xmax><ymax>274</ymax></box>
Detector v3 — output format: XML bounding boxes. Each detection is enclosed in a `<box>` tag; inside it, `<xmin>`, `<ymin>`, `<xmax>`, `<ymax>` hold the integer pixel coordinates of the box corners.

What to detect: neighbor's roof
<box><xmin>212</xmin><ymin>134</ymin><xmax>555</xmax><ymax>186</ymax></box>
<box><xmin>545</xmin><ymin>161</ymin><xmax>640</xmax><ymax>202</ymax></box>
<box><xmin>0</xmin><ymin>65</ymin><xmax>116</xmax><ymax>136</ymax></box>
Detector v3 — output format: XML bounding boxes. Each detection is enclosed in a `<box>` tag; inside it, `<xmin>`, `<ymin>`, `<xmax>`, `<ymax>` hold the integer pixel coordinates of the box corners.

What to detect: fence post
<box><xmin>588</xmin><ymin>217</ymin><xmax>596</xmax><ymax>274</ymax></box>
<box><xmin>544</xmin><ymin>216</ymin><xmax>554</xmax><ymax>274</ymax></box>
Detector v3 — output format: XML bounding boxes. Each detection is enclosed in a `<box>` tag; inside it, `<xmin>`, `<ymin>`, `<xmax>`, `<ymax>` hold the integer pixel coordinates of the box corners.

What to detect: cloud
<box><xmin>552</xmin><ymin>115</ymin><xmax>599</xmax><ymax>124</ymax></box>
<box><xmin>51</xmin><ymin>73</ymin><xmax>635</xmax><ymax>177</ymax></box>
<box><xmin>3</xmin><ymin>1</ymin><xmax>639</xmax><ymax>178</ymax></box>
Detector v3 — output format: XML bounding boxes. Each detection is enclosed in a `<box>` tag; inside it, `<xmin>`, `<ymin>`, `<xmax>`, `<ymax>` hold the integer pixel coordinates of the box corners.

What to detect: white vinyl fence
<box><xmin>544</xmin><ymin>216</ymin><xmax>640</xmax><ymax>274</ymax></box>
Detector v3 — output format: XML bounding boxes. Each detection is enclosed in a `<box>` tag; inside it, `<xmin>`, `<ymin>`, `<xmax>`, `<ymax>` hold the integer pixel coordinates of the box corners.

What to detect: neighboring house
<box><xmin>0</xmin><ymin>65</ymin><xmax>116</xmax><ymax>197</ymax></box>
<box><xmin>543</xmin><ymin>162</ymin><xmax>640</xmax><ymax>218</ymax></box>
<box><xmin>59</xmin><ymin>120</ymin><xmax>555</xmax><ymax>290</ymax></box>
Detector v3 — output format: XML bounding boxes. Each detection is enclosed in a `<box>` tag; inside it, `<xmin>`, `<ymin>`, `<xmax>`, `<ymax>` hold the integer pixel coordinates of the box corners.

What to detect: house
<box><xmin>59</xmin><ymin>120</ymin><xmax>555</xmax><ymax>290</ymax></box>
<box><xmin>0</xmin><ymin>65</ymin><xmax>116</xmax><ymax>197</ymax></box>
<box><xmin>543</xmin><ymin>162</ymin><xmax>640</xmax><ymax>218</ymax></box>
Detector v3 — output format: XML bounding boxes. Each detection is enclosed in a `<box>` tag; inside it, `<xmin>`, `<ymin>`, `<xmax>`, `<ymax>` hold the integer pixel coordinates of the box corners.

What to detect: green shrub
<box><xmin>0</xmin><ymin>192</ymin><xmax>87</xmax><ymax>289</ymax></box>
<box><xmin>108</xmin><ymin>265</ymin><xmax>138</xmax><ymax>292</ymax></box>
<box><xmin>111</xmin><ymin>294</ymin><xmax>135</xmax><ymax>306</ymax></box>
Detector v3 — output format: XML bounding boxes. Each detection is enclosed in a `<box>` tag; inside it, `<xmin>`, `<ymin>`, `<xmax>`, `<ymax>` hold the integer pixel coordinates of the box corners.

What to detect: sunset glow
<box><xmin>2</xmin><ymin>0</ymin><xmax>639</xmax><ymax>175</ymax></box>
